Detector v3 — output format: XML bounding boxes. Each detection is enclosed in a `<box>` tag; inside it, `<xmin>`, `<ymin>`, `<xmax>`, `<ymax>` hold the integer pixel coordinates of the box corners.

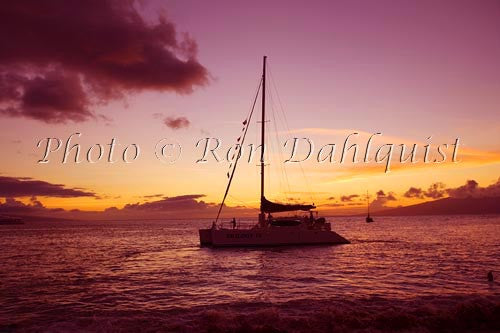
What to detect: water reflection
<box><xmin>0</xmin><ymin>216</ymin><xmax>499</xmax><ymax>330</ymax></box>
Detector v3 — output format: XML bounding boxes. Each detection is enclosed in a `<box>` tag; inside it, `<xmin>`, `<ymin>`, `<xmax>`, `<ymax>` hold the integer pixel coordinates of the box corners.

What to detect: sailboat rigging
<box><xmin>199</xmin><ymin>56</ymin><xmax>349</xmax><ymax>247</ymax></box>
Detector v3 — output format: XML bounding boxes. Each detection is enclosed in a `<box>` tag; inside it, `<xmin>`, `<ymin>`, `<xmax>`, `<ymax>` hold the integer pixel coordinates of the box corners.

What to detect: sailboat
<box><xmin>365</xmin><ymin>191</ymin><xmax>374</xmax><ymax>223</ymax></box>
<box><xmin>199</xmin><ymin>56</ymin><xmax>349</xmax><ymax>247</ymax></box>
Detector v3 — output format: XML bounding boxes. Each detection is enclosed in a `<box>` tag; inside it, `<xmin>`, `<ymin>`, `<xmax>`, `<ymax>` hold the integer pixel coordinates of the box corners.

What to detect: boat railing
<box><xmin>217</xmin><ymin>221</ymin><xmax>257</xmax><ymax>230</ymax></box>
<box><xmin>216</xmin><ymin>220</ymin><xmax>332</xmax><ymax>231</ymax></box>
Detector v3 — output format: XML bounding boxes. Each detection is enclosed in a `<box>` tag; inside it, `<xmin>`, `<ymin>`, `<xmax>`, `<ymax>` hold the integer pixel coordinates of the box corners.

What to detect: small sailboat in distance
<box><xmin>366</xmin><ymin>191</ymin><xmax>374</xmax><ymax>223</ymax></box>
<box><xmin>199</xmin><ymin>56</ymin><xmax>349</xmax><ymax>247</ymax></box>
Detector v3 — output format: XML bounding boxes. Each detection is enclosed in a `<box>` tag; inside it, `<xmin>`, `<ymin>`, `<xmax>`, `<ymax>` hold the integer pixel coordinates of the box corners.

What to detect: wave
<box><xmin>352</xmin><ymin>239</ymin><xmax>404</xmax><ymax>244</ymax></box>
<box><xmin>3</xmin><ymin>295</ymin><xmax>499</xmax><ymax>332</ymax></box>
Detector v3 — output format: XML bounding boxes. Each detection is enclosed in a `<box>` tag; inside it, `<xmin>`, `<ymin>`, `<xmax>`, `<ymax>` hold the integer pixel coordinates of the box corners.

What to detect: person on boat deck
<box><xmin>267</xmin><ymin>213</ymin><xmax>273</xmax><ymax>221</ymax></box>
<box><xmin>231</xmin><ymin>218</ymin><xmax>236</xmax><ymax>229</ymax></box>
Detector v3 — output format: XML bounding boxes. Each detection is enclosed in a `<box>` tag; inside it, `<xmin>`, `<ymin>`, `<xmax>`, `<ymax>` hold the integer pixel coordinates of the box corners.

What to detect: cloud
<box><xmin>0</xmin><ymin>0</ymin><xmax>208</xmax><ymax>123</ymax></box>
<box><xmin>425</xmin><ymin>182</ymin><xmax>446</xmax><ymax>199</ymax></box>
<box><xmin>105</xmin><ymin>194</ymin><xmax>250</xmax><ymax>219</ymax></box>
<box><xmin>447</xmin><ymin>178</ymin><xmax>500</xmax><ymax>199</ymax></box>
<box><xmin>386</xmin><ymin>193</ymin><xmax>396</xmax><ymax>201</ymax></box>
<box><xmin>371</xmin><ymin>190</ymin><xmax>397</xmax><ymax>210</ymax></box>
<box><xmin>0</xmin><ymin>176</ymin><xmax>95</xmax><ymax>197</ymax></box>
<box><xmin>375</xmin><ymin>190</ymin><xmax>396</xmax><ymax>201</ymax></box>
<box><xmin>0</xmin><ymin>192</ymin><xmax>259</xmax><ymax>221</ymax></box>
<box><xmin>404</xmin><ymin>180</ymin><xmax>498</xmax><ymax>201</ymax></box>
<box><xmin>446</xmin><ymin>180</ymin><xmax>478</xmax><ymax>198</ymax></box>
<box><xmin>404</xmin><ymin>187</ymin><xmax>424</xmax><ymax>199</ymax></box>
<box><xmin>0</xmin><ymin>71</ymin><xmax>93</xmax><ymax>123</ymax></box>
<box><xmin>341</xmin><ymin>194</ymin><xmax>359</xmax><ymax>202</ymax></box>
<box><xmin>123</xmin><ymin>194</ymin><xmax>211</xmax><ymax>211</ymax></box>
<box><xmin>404</xmin><ymin>183</ymin><xmax>446</xmax><ymax>200</ymax></box>
<box><xmin>164</xmin><ymin>116</ymin><xmax>190</xmax><ymax>129</ymax></box>
<box><xmin>0</xmin><ymin>197</ymin><xmax>63</xmax><ymax>215</ymax></box>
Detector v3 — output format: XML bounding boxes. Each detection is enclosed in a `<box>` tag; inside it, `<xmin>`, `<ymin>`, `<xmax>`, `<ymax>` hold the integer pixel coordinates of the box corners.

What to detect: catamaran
<box><xmin>199</xmin><ymin>56</ymin><xmax>349</xmax><ymax>247</ymax></box>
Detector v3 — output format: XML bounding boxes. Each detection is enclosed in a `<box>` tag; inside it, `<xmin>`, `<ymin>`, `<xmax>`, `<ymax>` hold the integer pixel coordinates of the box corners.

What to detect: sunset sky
<box><xmin>0</xmin><ymin>0</ymin><xmax>499</xmax><ymax>219</ymax></box>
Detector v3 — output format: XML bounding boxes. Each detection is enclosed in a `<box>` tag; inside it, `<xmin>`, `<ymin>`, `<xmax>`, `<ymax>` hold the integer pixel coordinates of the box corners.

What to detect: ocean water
<box><xmin>1</xmin><ymin>215</ymin><xmax>499</xmax><ymax>332</ymax></box>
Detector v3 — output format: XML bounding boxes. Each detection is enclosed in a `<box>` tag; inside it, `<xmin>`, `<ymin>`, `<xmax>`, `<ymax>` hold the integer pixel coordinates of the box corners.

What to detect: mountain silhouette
<box><xmin>379</xmin><ymin>196</ymin><xmax>500</xmax><ymax>216</ymax></box>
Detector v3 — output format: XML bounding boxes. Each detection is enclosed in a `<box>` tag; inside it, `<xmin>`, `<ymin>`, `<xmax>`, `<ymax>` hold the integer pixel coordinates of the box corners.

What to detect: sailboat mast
<box><xmin>260</xmin><ymin>56</ymin><xmax>266</xmax><ymax>215</ymax></box>
<box><xmin>367</xmin><ymin>190</ymin><xmax>370</xmax><ymax>215</ymax></box>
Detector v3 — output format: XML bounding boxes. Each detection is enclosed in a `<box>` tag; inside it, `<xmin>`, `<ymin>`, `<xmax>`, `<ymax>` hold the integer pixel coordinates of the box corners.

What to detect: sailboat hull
<box><xmin>199</xmin><ymin>228</ymin><xmax>213</xmax><ymax>246</ymax></box>
<box><xmin>199</xmin><ymin>226</ymin><xmax>349</xmax><ymax>247</ymax></box>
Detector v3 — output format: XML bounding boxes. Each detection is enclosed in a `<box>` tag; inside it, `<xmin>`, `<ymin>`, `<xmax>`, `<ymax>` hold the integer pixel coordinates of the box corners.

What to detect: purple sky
<box><xmin>0</xmin><ymin>0</ymin><xmax>499</xmax><ymax>214</ymax></box>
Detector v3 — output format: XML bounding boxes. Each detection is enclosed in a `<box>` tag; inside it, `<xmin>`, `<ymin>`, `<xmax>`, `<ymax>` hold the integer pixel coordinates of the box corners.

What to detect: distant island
<box><xmin>2</xmin><ymin>196</ymin><xmax>499</xmax><ymax>222</ymax></box>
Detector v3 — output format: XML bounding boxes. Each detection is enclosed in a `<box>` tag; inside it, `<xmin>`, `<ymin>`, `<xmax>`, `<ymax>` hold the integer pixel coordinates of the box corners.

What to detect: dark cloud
<box><xmin>29</xmin><ymin>196</ymin><xmax>43</xmax><ymax>208</ymax></box>
<box><xmin>425</xmin><ymin>182</ymin><xmax>446</xmax><ymax>199</ymax></box>
<box><xmin>0</xmin><ymin>71</ymin><xmax>93</xmax><ymax>123</ymax></box>
<box><xmin>447</xmin><ymin>180</ymin><xmax>478</xmax><ymax>198</ymax></box>
<box><xmin>447</xmin><ymin>178</ymin><xmax>500</xmax><ymax>199</ymax></box>
<box><xmin>0</xmin><ymin>0</ymin><xmax>208</xmax><ymax>123</ymax></box>
<box><xmin>371</xmin><ymin>190</ymin><xmax>397</xmax><ymax>210</ymax></box>
<box><xmin>403</xmin><ymin>180</ymin><xmax>498</xmax><ymax>201</ymax></box>
<box><xmin>404</xmin><ymin>187</ymin><xmax>424</xmax><ymax>199</ymax></box>
<box><xmin>341</xmin><ymin>194</ymin><xmax>359</xmax><ymax>202</ymax></box>
<box><xmin>404</xmin><ymin>183</ymin><xmax>446</xmax><ymax>200</ymax></box>
<box><xmin>0</xmin><ymin>197</ymin><xmax>62</xmax><ymax>215</ymax></box>
<box><xmin>0</xmin><ymin>193</ymin><xmax>243</xmax><ymax>219</ymax></box>
<box><xmin>164</xmin><ymin>116</ymin><xmax>190</xmax><ymax>129</ymax></box>
<box><xmin>386</xmin><ymin>192</ymin><xmax>397</xmax><ymax>201</ymax></box>
<box><xmin>0</xmin><ymin>176</ymin><xmax>95</xmax><ymax>198</ymax></box>
<box><xmin>123</xmin><ymin>194</ymin><xmax>212</xmax><ymax>211</ymax></box>
<box><xmin>376</xmin><ymin>190</ymin><xmax>396</xmax><ymax>201</ymax></box>
<box><xmin>104</xmin><ymin>207</ymin><xmax>119</xmax><ymax>213</ymax></box>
